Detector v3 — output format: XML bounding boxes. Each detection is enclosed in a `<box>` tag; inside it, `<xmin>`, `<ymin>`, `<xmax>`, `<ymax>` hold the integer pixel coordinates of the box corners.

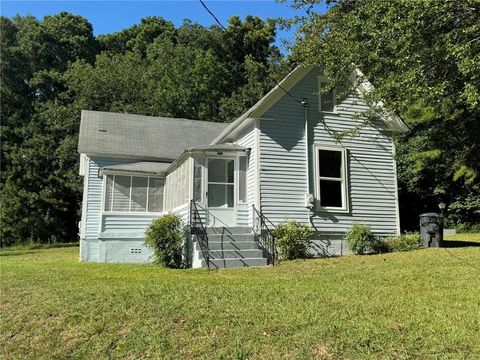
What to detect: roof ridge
<box><xmin>81</xmin><ymin>109</ymin><xmax>230</xmax><ymax>126</ymax></box>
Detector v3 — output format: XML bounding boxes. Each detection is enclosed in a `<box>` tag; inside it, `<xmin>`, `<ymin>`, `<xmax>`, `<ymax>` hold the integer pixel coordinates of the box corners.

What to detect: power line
<box><xmin>199</xmin><ymin>0</ymin><xmax>227</xmax><ymax>32</ymax></box>
<box><xmin>198</xmin><ymin>0</ymin><xmax>304</xmax><ymax>106</ymax></box>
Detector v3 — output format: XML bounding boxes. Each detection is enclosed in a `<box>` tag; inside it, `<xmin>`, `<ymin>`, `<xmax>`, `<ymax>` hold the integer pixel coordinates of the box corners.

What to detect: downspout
<box><xmin>302</xmin><ymin>98</ymin><xmax>312</xmax><ymax>223</ymax></box>
<box><xmin>392</xmin><ymin>134</ymin><xmax>401</xmax><ymax>235</ymax></box>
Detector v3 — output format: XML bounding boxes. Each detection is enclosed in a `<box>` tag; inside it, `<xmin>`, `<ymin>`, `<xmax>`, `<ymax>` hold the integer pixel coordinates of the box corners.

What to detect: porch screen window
<box><xmin>238</xmin><ymin>156</ymin><xmax>247</xmax><ymax>203</ymax></box>
<box><xmin>208</xmin><ymin>158</ymin><xmax>234</xmax><ymax>208</ymax></box>
<box><xmin>104</xmin><ymin>175</ymin><xmax>164</xmax><ymax>213</ymax></box>
<box><xmin>193</xmin><ymin>157</ymin><xmax>203</xmax><ymax>202</ymax></box>
<box><xmin>316</xmin><ymin>148</ymin><xmax>347</xmax><ymax>210</ymax></box>
<box><xmin>148</xmin><ymin>178</ymin><xmax>164</xmax><ymax>212</ymax></box>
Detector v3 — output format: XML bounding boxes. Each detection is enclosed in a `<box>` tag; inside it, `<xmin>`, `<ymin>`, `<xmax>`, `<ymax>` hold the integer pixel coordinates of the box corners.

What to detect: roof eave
<box><xmin>165</xmin><ymin>147</ymin><xmax>249</xmax><ymax>174</ymax></box>
<box><xmin>352</xmin><ymin>69</ymin><xmax>409</xmax><ymax>133</ymax></box>
<box><xmin>78</xmin><ymin>151</ymin><xmax>176</xmax><ymax>163</ymax></box>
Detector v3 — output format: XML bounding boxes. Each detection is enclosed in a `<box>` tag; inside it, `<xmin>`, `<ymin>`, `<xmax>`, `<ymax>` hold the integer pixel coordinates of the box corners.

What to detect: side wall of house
<box><xmin>259</xmin><ymin>68</ymin><xmax>399</xmax><ymax>255</ymax></box>
<box><xmin>80</xmin><ymin>156</ymin><xmax>157</xmax><ymax>263</ymax></box>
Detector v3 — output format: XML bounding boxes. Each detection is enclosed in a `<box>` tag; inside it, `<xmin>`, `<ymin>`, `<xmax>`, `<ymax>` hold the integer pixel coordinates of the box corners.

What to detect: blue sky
<box><xmin>1</xmin><ymin>1</ymin><xmax>326</xmax><ymax>52</ymax></box>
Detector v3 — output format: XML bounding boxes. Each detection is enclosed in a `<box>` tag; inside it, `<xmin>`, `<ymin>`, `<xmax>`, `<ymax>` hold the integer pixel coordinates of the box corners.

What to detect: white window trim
<box><xmin>314</xmin><ymin>144</ymin><xmax>349</xmax><ymax>213</ymax></box>
<box><xmin>238</xmin><ymin>155</ymin><xmax>248</xmax><ymax>204</ymax></box>
<box><xmin>102</xmin><ymin>174</ymin><xmax>165</xmax><ymax>215</ymax></box>
<box><xmin>318</xmin><ymin>78</ymin><xmax>337</xmax><ymax>113</ymax></box>
<box><xmin>192</xmin><ymin>157</ymin><xmax>205</xmax><ymax>203</ymax></box>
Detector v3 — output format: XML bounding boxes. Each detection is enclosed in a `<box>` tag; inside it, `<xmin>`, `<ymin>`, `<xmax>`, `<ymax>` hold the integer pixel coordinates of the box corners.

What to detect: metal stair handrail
<box><xmin>252</xmin><ymin>205</ymin><xmax>278</xmax><ymax>265</ymax></box>
<box><xmin>190</xmin><ymin>200</ymin><xmax>210</xmax><ymax>270</ymax></box>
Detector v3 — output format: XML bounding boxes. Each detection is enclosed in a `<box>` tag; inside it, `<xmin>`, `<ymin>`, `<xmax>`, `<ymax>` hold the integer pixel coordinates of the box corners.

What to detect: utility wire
<box><xmin>199</xmin><ymin>0</ymin><xmax>227</xmax><ymax>32</ymax></box>
<box><xmin>198</xmin><ymin>0</ymin><xmax>304</xmax><ymax>106</ymax></box>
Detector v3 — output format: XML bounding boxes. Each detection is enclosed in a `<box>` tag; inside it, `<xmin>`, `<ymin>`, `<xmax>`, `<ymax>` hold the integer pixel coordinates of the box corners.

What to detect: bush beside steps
<box><xmin>145</xmin><ymin>214</ymin><xmax>185</xmax><ymax>268</ymax></box>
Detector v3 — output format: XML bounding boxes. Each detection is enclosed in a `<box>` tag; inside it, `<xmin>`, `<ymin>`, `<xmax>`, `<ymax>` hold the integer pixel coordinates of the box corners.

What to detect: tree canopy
<box><xmin>0</xmin><ymin>13</ymin><xmax>288</xmax><ymax>246</ymax></box>
<box><xmin>288</xmin><ymin>0</ymin><xmax>480</xmax><ymax>229</ymax></box>
<box><xmin>1</xmin><ymin>3</ymin><xmax>478</xmax><ymax>246</ymax></box>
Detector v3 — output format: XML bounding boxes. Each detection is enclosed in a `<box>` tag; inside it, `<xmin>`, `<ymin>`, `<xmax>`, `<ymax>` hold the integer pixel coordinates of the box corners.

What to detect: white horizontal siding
<box><xmin>170</xmin><ymin>202</ymin><xmax>191</xmax><ymax>225</ymax></box>
<box><xmin>236</xmin><ymin>204</ymin><xmax>249</xmax><ymax>227</ymax></box>
<box><xmin>259</xmin><ymin>67</ymin><xmax>398</xmax><ymax>236</ymax></box>
<box><xmin>102</xmin><ymin>214</ymin><xmax>158</xmax><ymax>232</ymax></box>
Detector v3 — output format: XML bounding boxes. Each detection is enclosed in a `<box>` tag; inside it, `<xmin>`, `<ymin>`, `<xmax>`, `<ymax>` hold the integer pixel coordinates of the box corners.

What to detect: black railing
<box><xmin>252</xmin><ymin>205</ymin><xmax>278</xmax><ymax>265</ymax></box>
<box><xmin>190</xmin><ymin>200</ymin><xmax>210</xmax><ymax>269</ymax></box>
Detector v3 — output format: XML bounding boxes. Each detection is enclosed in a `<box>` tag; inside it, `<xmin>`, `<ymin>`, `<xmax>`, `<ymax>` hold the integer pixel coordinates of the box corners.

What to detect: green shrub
<box><xmin>346</xmin><ymin>224</ymin><xmax>378</xmax><ymax>255</ymax></box>
<box><xmin>371</xmin><ymin>238</ymin><xmax>390</xmax><ymax>254</ymax></box>
<box><xmin>451</xmin><ymin>223</ymin><xmax>480</xmax><ymax>234</ymax></box>
<box><xmin>386</xmin><ymin>232</ymin><xmax>421</xmax><ymax>252</ymax></box>
<box><xmin>145</xmin><ymin>214</ymin><xmax>184</xmax><ymax>268</ymax></box>
<box><xmin>272</xmin><ymin>221</ymin><xmax>313</xmax><ymax>260</ymax></box>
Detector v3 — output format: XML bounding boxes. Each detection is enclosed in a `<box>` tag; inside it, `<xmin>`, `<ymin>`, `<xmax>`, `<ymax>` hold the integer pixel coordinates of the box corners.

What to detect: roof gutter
<box><xmin>164</xmin><ymin>147</ymin><xmax>249</xmax><ymax>174</ymax></box>
<box><xmin>99</xmin><ymin>169</ymin><xmax>166</xmax><ymax>177</ymax></box>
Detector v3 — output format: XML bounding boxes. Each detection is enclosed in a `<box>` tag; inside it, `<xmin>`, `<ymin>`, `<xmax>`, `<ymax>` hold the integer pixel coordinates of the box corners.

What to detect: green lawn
<box><xmin>1</xmin><ymin>244</ymin><xmax>479</xmax><ymax>359</ymax></box>
<box><xmin>444</xmin><ymin>232</ymin><xmax>480</xmax><ymax>243</ymax></box>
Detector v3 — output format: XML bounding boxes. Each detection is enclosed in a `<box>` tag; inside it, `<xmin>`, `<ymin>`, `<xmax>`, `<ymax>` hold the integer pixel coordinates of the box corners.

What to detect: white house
<box><xmin>78</xmin><ymin>66</ymin><xmax>408</xmax><ymax>268</ymax></box>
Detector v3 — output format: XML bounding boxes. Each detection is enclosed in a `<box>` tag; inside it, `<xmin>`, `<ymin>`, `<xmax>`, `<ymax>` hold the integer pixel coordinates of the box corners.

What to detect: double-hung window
<box><xmin>104</xmin><ymin>175</ymin><xmax>164</xmax><ymax>213</ymax></box>
<box><xmin>315</xmin><ymin>146</ymin><xmax>348</xmax><ymax>211</ymax></box>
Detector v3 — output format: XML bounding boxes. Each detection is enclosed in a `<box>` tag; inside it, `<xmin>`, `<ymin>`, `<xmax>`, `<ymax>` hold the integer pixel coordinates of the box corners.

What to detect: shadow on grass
<box><xmin>442</xmin><ymin>240</ymin><xmax>480</xmax><ymax>248</ymax></box>
<box><xmin>0</xmin><ymin>250</ymin><xmax>44</xmax><ymax>257</ymax></box>
<box><xmin>0</xmin><ymin>243</ymin><xmax>79</xmax><ymax>256</ymax></box>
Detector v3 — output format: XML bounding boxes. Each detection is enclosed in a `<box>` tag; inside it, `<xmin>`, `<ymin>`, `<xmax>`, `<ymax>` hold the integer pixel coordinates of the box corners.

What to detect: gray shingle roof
<box><xmin>78</xmin><ymin>110</ymin><xmax>230</xmax><ymax>161</ymax></box>
<box><xmin>99</xmin><ymin>161</ymin><xmax>170</xmax><ymax>175</ymax></box>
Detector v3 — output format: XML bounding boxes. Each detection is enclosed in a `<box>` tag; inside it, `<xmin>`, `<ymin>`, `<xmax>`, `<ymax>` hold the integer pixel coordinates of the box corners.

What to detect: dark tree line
<box><xmin>0</xmin><ymin>13</ymin><xmax>289</xmax><ymax>246</ymax></box>
<box><xmin>2</xmin><ymin>2</ymin><xmax>479</xmax><ymax>246</ymax></box>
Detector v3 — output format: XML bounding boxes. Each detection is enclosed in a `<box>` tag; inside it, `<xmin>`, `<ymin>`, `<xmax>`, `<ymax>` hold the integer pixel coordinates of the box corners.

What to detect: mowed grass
<box><xmin>444</xmin><ymin>232</ymin><xmax>480</xmax><ymax>243</ymax></box>
<box><xmin>1</xmin><ymin>244</ymin><xmax>479</xmax><ymax>359</ymax></box>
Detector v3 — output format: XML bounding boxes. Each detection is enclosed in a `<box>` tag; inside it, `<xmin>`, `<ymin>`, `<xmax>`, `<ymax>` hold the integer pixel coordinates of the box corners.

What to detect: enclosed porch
<box><xmin>164</xmin><ymin>144</ymin><xmax>271</xmax><ymax>268</ymax></box>
<box><xmin>163</xmin><ymin>144</ymin><xmax>252</xmax><ymax>228</ymax></box>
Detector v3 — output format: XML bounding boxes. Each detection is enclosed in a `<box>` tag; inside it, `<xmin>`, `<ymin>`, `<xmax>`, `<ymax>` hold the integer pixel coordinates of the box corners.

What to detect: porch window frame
<box><xmin>191</xmin><ymin>152</ymin><xmax>248</xmax><ymax>206</ymax></box>
<box><xmin>238</xmin><ymin>155</ymin><xmax>248</xmax><ymax>204</ymax></box>
<box><xmin>102</xmin><ymin>173</ymin><xmax>165</xmax><ymax>215</ymax></box>
<box><xmin>314</xmin><ymin>144</ymin><xmax>349</xmax><ymax>213</ymax></box>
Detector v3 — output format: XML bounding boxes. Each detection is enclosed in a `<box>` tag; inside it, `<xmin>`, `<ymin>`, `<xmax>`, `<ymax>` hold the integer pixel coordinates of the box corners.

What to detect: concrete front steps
<box><xmin>192</xmin><ymin>226</ymin><xmax>268</xmax><ymax>269</ymax></box>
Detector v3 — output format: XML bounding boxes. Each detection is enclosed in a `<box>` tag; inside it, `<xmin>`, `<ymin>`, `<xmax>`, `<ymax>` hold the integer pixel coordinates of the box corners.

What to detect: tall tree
<box><xmin>288</xmin><ymin>0</ymin><xmax>480</xmax><ymax>229</ymax></box>
<box><xmin>1</xmin><ymin>14</ymin><xmax>287</xmax><ymax>246</ymax></box>
<box><xmin>1</xmin><ymin>13</ymin><xmax>98</xmax><ymax>245</ymax></box>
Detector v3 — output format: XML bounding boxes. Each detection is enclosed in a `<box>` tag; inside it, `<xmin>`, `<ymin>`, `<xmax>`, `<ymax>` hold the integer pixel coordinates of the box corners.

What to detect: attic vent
<box><xmin>130</xmin><ymin>248</ymin><xmax>142</xmax><ymax>254</ymax></box>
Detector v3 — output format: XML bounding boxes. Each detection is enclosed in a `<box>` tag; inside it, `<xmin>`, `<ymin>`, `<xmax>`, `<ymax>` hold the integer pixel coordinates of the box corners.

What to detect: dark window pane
<box><xmin>318</xmin><ymin>150</ymin><xmax>342</xmax><ymax>178</ymax></box>
<box><xmin>208</xmin><ymin>158</ymin><xmax>234</xmax><ymax>183</ymax></box>
<box><xmin>320</xmin><ymin>180</ymin><xmax>343</xmax><ymax>208</ymax></box>
<box><xmin>321</xmin><ymin>91</ymin><xmax>334</xmax><ymax>112</ymax></box>
<box><xmin>208</xmin><ymin>159</ymin><xmax>227</xmax><ymax>183</ymax></box>
<box><xmin>208</xmin><ymin>184</ymin><xmax>234</xmax><ymax>208</ymax></box>
<box><xmin>131</xmin><ymin>177</ymin><xmax>148</xmax><ymax>212</ymax></box>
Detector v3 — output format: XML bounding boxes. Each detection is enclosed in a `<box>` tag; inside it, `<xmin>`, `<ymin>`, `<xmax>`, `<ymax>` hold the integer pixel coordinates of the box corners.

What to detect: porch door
<box><xmin>206</xmin><ymin>157</ymin><xmax>235</xmax><ymax>227</ymax></box>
